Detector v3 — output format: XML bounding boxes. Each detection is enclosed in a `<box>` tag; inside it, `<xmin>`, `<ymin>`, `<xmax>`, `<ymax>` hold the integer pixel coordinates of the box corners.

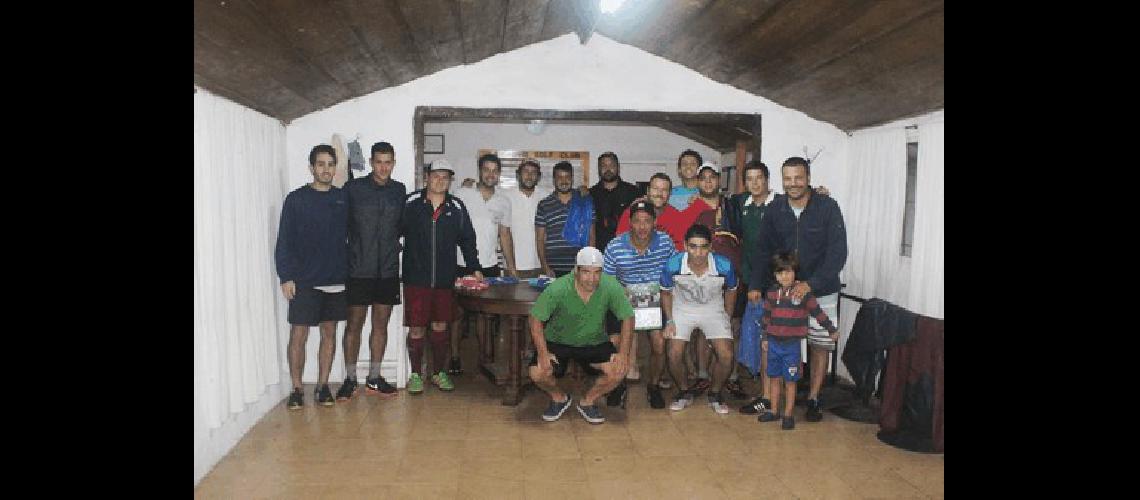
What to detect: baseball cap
<box><xmin>629</xmin><ymin>200</ymin><xmax>655</xmax><ymax>220</ymax></box>
<box><xmin>575</xmin><ymin>247</ymin><xmax>604</xmax><ymax>268</ymax></box>
<box><xmin>429</xmin><ymin>158</ymin><xmax>454</xmax><ymax>175</ymax></box>
<box><xmin>697</xmin><ymin>162</ymin><xmax>720</xmax><ymax>176</ymax></box>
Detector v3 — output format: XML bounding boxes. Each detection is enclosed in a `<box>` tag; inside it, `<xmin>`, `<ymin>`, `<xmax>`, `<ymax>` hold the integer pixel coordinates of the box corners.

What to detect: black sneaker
<box><xmin>542</xmin><ymin>396</ymin><xmax>573</xmax><ymax>422</ymax></box>
<box><xmin>287</xmin><ymin>388</ymin><xmax>303</xmax><ymax>410</ymax></box>
<box><xmin>724</xmin><ymin>380</ymin><xmax>748</xmax><ymax>400</ymax></box>
<box><xmin>316</xmin><ymin>384</ymin><xmax>335</xmax><ymax>407</ymax></box>
<box><xmin>448</xmin><ymin>357</ymin><xmax>463</xmax><ymax>375</ymax></box>
<box><xmin>336</xmin><ymin>378</ymin><xmax>358</xmax><ymax>401</ymax></box>
<box><xmin>739</xmin><ymin>396</ymin><xmax>772</xmax><ymax>415</ymax></box>
<box><xmin>782</xmin><ymin>415</ymin><xmax>796</xmax><ymax>430</ymax></box>
<box><xmin>646</xmin><ymin>384</ymin><xmax>666</xmax><ymax>409</ymax></box>
<box><xmin>365</xmin><ymin>375</ymin><xmax>398</xmax><ymax>398</ymax></box>
<box><xmin>605</xmin><ymin>382</ymin><xmax>627</xmax><ymax>408</ymax></box>
<box><xmin>806</xmin><ymin>398</ymin><xmax>823</xmax><ymax>422</ymax></box>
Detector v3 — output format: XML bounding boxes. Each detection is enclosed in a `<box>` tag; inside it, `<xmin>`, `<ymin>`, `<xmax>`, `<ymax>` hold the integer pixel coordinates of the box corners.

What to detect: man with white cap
<box><xmin>527</xmin><ymin>246</ymin><xmax>634</xmax><ymax>424</ymax></box>
<box><xmin>399</xmin><ymin>159</ymin><xmax>482</xmax><ymax>395</ymax></box>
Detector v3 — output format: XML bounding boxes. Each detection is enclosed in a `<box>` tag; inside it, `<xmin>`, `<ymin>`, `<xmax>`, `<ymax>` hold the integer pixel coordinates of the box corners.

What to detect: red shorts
<box><xmin>402</xmin><ymin>285</ymin><xmax>456</xmax><ymax>327</ymax></box>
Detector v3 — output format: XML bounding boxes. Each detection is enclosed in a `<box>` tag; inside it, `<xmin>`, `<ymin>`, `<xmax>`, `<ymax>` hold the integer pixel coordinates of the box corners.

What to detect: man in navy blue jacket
<box><xmin>399</xmin><ymin>159</ymin><xmax>482</xmax><ymax>395</ymax></box>
<box><xmin>747</xmin><ymin>156</ymin><xmax>848</xmax><ymax>423</ymax></box>
<box><xmin>274</xmin><ymin>144</ymin><xmax>349</xmax><ymax>411</ymax></box>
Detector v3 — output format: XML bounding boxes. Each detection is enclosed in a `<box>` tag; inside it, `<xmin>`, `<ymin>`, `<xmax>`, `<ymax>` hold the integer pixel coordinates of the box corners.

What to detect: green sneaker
<box><xmin>407</xmin><ymin>373</ymin><xmax>424</xmax><ymax>394</ymax></box>
<box><xmin>432</xmin><ymin>371</ymin><xmax>455</xmax><ymax>391</ymax></box>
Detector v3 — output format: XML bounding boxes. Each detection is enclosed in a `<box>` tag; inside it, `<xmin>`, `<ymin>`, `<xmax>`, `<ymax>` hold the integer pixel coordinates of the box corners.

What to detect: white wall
<box><xmin>423</xmin><ymin>121</ymin><xmax>720</xmax><ymax>186</ymax></box>
<box><xmin>195</xmin><ymin>89</ymin><xmax>290</xmax><ymax>485</ymax></box>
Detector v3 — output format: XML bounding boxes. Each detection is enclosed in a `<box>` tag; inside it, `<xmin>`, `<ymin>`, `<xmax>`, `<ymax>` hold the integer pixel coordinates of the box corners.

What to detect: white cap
<box><xmin>429</xmin><ymin>158</ymin><xmax>454</xmax><ymax>174</ymax></box>
<box><xmin>575</xmin><ymin>246</ymin><xmax>604</xmax><ymax>268</ymax></box>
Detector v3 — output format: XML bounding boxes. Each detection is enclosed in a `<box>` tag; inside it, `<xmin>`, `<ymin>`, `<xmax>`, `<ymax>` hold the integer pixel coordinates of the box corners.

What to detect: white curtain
<box><xmin>842</xmin><ymin>127</ymin><xmax>909</xmax><ymax>305</ymax></box>
<box><xmin>907</xmin><ymin>122</ymin><xmax>944</xmax><ymax>318</ymax></box>
<box><xmin>194</xmin><ymin>89</ymin><xmax>288</xmax><ymax>482</ymax></box>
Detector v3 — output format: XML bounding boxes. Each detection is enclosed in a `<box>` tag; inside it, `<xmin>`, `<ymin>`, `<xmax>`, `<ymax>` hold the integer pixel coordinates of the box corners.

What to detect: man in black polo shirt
<box><xmin>336</xmin><ymin>142</ymin><xmax>405</xmax><ymax>400</ymax></box>
<box><xmin>589</xmin><ymin>152</ymin><xmax>641</xmax><ymax>393</ymax></box>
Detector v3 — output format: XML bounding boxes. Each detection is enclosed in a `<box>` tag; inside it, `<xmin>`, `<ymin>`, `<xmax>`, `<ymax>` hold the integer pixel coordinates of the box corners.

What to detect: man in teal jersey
<box><xmin>527</xmin><ymin>247</ymin><xmax>634</xmax><ymax>424</ymax></box>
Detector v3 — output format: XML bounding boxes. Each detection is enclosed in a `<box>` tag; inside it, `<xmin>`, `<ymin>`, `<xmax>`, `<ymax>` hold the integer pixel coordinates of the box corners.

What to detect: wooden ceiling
<box><xmin>194</xmin><ymin>0</ymin><xmax>944</xmax><ymax>131</ymax></box>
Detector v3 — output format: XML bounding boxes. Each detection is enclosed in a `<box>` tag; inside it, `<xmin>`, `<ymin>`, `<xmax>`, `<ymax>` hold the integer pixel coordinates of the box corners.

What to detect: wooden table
<box><xmin>455</xmin><ymin>283</ymin><xmax>541</xmax><ymax>406</ymax></box>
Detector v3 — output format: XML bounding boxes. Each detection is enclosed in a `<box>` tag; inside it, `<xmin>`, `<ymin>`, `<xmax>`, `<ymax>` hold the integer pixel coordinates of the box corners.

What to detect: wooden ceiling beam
<box><xmin>396</xmin><ymin>0</ymin><xmax>466</xmax><ymax>75</ymax></box>
<box><xmin>459</xmin><ymin>0</ymin><xmax>509</xmax><ymax>64</ymax></box>
<box><xmin>502</xmin><ymin>0</ymin><xmax>554</xmax><ymax>52</ymax></box>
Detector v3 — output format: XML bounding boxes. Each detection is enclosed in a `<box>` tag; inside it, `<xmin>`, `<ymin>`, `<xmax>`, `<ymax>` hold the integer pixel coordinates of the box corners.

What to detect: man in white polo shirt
<box><xmin>450</xmin><ymin>154</ymin><xmax>514</xmax><ymax>375</ymax></box>
<box><xmin>502</xmin><ymin>159</ymin><xmax>551</xmax><ymax>278</ymax></box>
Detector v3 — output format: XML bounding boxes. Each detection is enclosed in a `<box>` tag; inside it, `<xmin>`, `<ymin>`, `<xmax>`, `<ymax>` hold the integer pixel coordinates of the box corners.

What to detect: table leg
<box><xmin>503</xmin><ymin>314</ymin><xmax>523</xmax><ymax>406</ymax></box>
<box><xmin>476</xmin><ymin>312</ymin><xmax>488</xmax><ymax>366</ymax></box>
<box><xmin>482</xmin><ymin>313</ymin><xmax>494</xmax><ymax>363</ymax></box>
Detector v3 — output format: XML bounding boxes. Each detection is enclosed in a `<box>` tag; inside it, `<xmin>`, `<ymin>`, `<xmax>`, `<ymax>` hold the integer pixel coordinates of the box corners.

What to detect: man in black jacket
<box><xmin>747</xmin><ymin>156</ymin><xmax>848</xmax><ymax>423</ymax></box>
<box><xmin>337</xmin><ymin>142</ymin><xmax>404</xmax><ymax>401</ymax></box>
<box><xmin>400</xmin><ymin>159</ymin><xmax>482</xmax><ymax>395</ymax></box>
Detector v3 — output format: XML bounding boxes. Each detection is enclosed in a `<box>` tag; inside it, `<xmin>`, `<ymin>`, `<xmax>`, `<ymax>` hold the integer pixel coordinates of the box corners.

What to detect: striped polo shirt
<box><xmin>535</xmin><ymin>191</ymin><xmax>581</xmax><ymax>275</ymax></box>
<box><xmin>602</xmin><ymin>230</ymin><xmax>676</xmax><ymax>286</ymax></box>
<box><xmin>761</xmin><ymin>286</ymin><xmax>838</xmax><ymax>339</ymax></box>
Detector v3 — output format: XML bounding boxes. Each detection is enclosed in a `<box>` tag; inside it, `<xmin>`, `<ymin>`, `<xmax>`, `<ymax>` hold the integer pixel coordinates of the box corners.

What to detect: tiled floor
<box><xmin>197</xmin><ymin>352</ymin><xmax>943</xmax><ymax>499</ymax></box>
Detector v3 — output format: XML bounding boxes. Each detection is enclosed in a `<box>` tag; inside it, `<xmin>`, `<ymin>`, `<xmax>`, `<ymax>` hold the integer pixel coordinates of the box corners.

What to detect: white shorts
<box><xmin>805</xmin><ymin>293</ymin><xmax>839</xmax><ymax>352</ymax></box>
<box><xmin>672</xmin><ymin>308</ymin><xmax>732</xmax><ymax>342</ymax></box>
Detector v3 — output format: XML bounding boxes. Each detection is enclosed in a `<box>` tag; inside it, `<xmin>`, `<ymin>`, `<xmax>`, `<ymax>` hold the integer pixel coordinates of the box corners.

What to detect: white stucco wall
<box><xmin>284</xmin><ymin>33</ymin><xmax>851</xmax><ymax>385</ymax></box>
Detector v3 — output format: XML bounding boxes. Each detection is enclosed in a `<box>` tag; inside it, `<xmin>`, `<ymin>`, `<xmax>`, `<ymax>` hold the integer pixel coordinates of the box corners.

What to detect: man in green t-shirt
<box><xmin>528</xmin><ymin>247</ymin><xmax>634</xmax><ymax>424</ymax></box>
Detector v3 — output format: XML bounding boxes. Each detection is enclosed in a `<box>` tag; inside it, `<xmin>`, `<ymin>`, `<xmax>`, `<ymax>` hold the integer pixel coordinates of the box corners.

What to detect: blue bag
<box><xmin>561</xmin><ymin>191</ymin><xmax>594</xmax><ymax>248</ymax></box>
<box><xmin>737</xmin><ymin>299</ymin><xmax>764</xmax><ymax>376</ymax></box>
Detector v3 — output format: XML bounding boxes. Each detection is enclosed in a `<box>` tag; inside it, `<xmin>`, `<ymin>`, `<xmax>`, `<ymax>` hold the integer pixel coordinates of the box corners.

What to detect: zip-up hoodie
<box><xmin>748</xmin><ymin>190</ymin><xmax>848</xmax><ymax>296</ymax></box>
<box><xmin>399</xmin><ymin>189</ymin><xmax>480</xmax><ymax>289</ymax></box>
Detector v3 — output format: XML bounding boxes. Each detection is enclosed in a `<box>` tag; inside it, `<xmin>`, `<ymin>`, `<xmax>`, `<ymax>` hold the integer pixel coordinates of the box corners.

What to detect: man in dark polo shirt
<box><xmin>337</xmin><ymin>142</ymin><xmax>404</xmax><ymax>400</ymax></box>
<box><xmin>528</xmin><ymin>247</ymin><xmax>634</xmax><ymax>424</ymax></box>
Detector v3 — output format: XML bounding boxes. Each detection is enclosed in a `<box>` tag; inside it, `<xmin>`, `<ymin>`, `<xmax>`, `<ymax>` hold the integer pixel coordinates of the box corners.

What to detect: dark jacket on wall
<box><xmin>840</xmin><ymin>298</ymin><xmax>919</xmax><ymax>398</ymax></box>
<box><xmin>749</xmin><ymin>191</ymin><xmax>847</xmax><ymax>295</ymax></box>
<box><xmin>399</xmin><ymin>189</ymin><xmax>480</xmax><ymax>289</ymax></box>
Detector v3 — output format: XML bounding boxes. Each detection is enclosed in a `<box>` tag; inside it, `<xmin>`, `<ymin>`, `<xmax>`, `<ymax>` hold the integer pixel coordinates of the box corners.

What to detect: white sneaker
<box><xmin>708</xmin><ymin>393</ymin><xmax>730</xmax><ymax>414</ymax></box>
<box><xmin>669</xmin><ymin>391</ymin><xmax>693</xmax><ymax>411</ymax></box>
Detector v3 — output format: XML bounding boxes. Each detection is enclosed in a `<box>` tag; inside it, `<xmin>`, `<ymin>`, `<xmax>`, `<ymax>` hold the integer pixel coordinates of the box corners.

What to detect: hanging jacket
<box><xmin>840</xmin><ymin>298</ymin><xmax>918</xmax><ymax>399</ymax></box>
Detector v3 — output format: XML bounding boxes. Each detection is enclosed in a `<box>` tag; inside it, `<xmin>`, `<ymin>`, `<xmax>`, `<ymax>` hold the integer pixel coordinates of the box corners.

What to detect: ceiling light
<box><xmin>600</xmin><ymin>0</ymin><xmax>627</xmax><ymax>15</ymax></box>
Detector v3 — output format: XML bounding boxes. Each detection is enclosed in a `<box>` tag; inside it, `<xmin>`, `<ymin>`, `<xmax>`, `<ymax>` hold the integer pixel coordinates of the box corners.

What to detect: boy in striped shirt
<box><xmin>759</xmin><ymin>251</ymin><xmax>838</xmax><ymax>430</ymax></box>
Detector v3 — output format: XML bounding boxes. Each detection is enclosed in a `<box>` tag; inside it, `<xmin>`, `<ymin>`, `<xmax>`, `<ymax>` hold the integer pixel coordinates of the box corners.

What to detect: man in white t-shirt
<box><xmin>502</xmin><ymin>159</ymin><xmax>552</xmax><ymax>278</ymax></box>
<box><xmin>449</xmin><ymin>153</ymin><xmax>514</xmax><ymax>374</ymax></box>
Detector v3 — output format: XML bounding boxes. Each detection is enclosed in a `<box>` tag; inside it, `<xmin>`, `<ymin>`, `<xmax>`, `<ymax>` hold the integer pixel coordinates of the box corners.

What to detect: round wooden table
<box><xmin>455</xmin><ymin>283</ymin><xmax>542</xmax><ymax>405</ymax></box>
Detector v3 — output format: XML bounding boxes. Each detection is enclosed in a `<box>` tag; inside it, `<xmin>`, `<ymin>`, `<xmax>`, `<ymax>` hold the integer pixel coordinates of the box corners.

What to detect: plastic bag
<box><xmin>562</xmin><ymin>191</ymin><xmax>594</xmax><ymax>248</ymax></box>
<box><xmin>737</xmin><ymin>299</ymin><xmax>764</xmax><ymax>376</ymax></box>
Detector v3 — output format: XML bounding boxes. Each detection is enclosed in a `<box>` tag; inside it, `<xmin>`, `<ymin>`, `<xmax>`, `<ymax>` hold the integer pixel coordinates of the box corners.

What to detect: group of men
<box><xmin>275</xmin><ymin>142</ymin><xmax>847</xmax><ymax>429</ymax></box>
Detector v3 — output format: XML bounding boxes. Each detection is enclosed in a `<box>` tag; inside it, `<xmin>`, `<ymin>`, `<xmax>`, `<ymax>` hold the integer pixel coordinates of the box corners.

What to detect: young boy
<box><xmin>758</xmin><ymin>251</ymin><xmax>838</xmax><ymax>430</ymax></box>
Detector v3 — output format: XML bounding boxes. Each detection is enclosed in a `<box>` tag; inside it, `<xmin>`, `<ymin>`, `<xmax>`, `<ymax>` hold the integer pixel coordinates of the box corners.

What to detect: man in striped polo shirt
<box><xmin>536</xmin><ymin>161</ymin><xmax>595</xmax><ymax>277</ymax></box>
<box><xmin>602</xmin><ymin>200</ymin><xmax>677</xmax><ymax>409</ymax></box>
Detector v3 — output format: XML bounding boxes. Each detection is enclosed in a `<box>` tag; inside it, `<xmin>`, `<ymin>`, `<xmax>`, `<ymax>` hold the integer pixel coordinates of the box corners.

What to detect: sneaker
<box><xmin>577</xmin><ymin>403</ymin><xmax>606</xmax><ymax>424</ymax></box>
<box><xmin>724</xmin><ymin>380</ymin><xmax>748</xmax><ymax>400</ymax></box>
<box><xmin>316</xmin><ymin>384</ymin><xmax>335</xmax><ymax>407</ymax></box>
<box><xmin>365</xmin><ymin>375</ymin><xmax>398</xmax><ymax>398</ymax></box>
<box><xmin>739</xmin><ymin>396</ymin><xmax>772</xmax><ymax>415</ymax></box>
<box><xmin>448</xmin><ymin>357</ymin><xmax>463</xmax><ymax>375</ymax></box>
<box><xmin>782</xmin><ymin>415</ymin><xmax>796</xmax><ymax>430</ymax></box>
<box><xmin>708</xmin><ymin>392</ymin><xmax>731</xmax><ymax>415</ymax></box>
<box><xmin>605</xmin><ymin>382</ymin><xmax>627</xmax><ymax>408</ymax></box>
<box><xmin>646</xmin><ymin>384</ymin><xmax>666</xmax><ymax>409</ymax></box>
<box><xmin>669</xmin><ymin>390</ymin><xmax>693</xmax><ymax>411</ymax></box>
<box><xmin>806</xmin><ymin>398</ymin><xmax>823</xmax><ymax>422</ymax></box>
<box><xmin>287</xmin><ymin>388</ymin><xmax>303</xmax><ymax>410</ymax></box>
<box><xmin>691</xmin><ymin>378</ymin><xmax>710</xmax><ymax>395</ymax></box>
<box><xmin>542</xmin><ymin>396</ymin><xmax>573</xmax><ymax>422</ymax></box>
<box><xmin>758</xmin><ymin>411</ymin><xmax>780</xmax><ymax>422</ymax></box>
<box><xmin>407</xmin><ymin>373</ymin><xmax>425</xmax><ymax>394</ymax></box>
<box><xmin>432</xmin><ymin>371</ymin><xmax>455</xmax><ymax>391</ymax></box>
<box><xmin>336</xmin><ymin>378</ymin><xmax>358</xmax><ymax>401</ymax></box>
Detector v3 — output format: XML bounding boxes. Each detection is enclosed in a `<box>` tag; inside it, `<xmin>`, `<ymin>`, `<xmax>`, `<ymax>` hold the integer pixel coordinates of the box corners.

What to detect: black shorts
<box><xmin>529</xmin><ymin>341</ymin><xmax>616</xmax><ymax>378</ymax></box>
<box><xmin>288</xmin><ymin>288</ymin><xmax>348</xmax><ymax>326</ymax></box>
<box><xmin>346</xmin><ymin>277</ymin><xmax>401</xmax><ymax>306</ymax></box>
<box><xmin>456</xmin><ymin>265</ymin><xmax>502</xmax><ymax>279</ymax></box>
